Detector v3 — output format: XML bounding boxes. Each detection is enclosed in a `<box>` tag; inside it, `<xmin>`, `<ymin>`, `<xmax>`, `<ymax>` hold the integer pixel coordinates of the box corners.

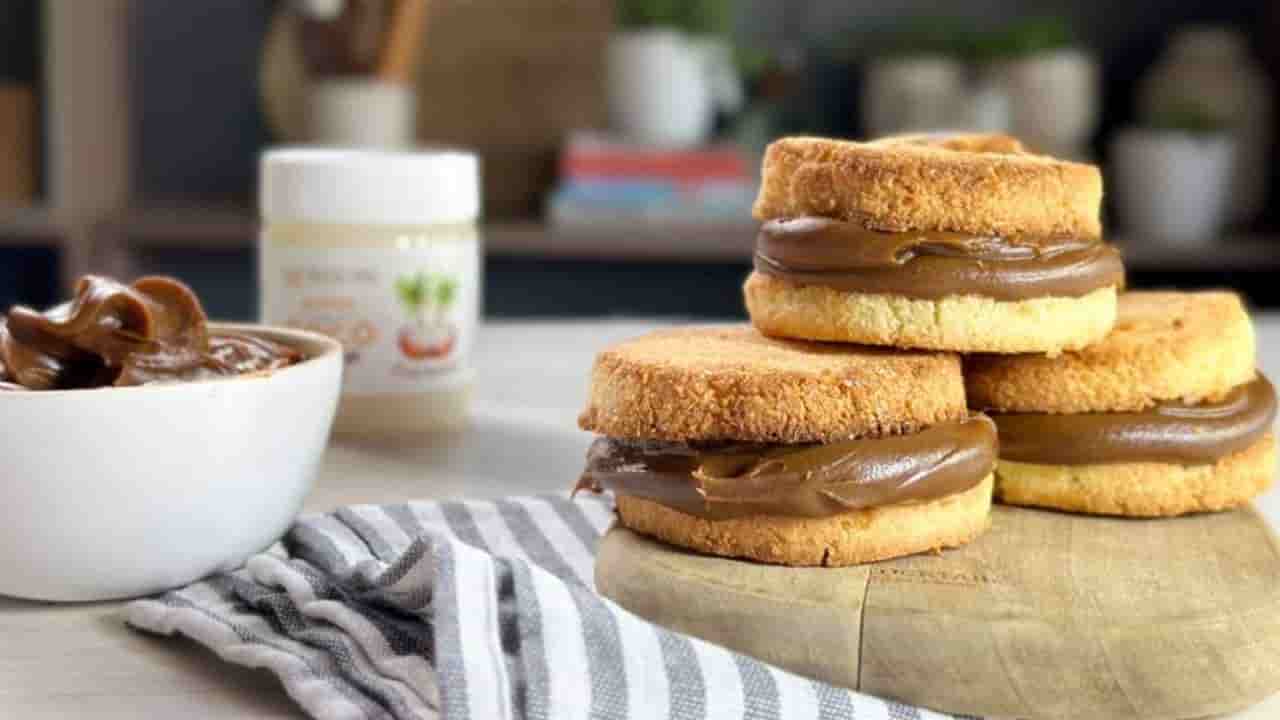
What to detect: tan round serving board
<box><xmin>596</xmin><ymin>504</ymin><xmax>1280</xmax><ymax>719</ymax></box>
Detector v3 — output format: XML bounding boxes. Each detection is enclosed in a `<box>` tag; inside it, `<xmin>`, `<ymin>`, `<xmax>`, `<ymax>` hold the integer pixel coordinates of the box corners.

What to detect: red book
<box><xmin>560</xmin><ymin>132</ymin><xmax>751</xmax><ymax>183</ymax></box>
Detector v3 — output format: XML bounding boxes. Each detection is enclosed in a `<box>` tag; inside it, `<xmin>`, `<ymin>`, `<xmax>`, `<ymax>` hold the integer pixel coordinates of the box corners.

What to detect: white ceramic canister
<box><xmin>259</xmin><ymin>149</ymin><xmax>481</xmax><ymax>434</ymax></box>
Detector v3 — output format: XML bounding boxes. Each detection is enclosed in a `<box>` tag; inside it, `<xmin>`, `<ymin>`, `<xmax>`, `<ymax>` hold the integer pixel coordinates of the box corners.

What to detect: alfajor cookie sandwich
<box><xmin>744</xmin><ymin>133</ymin><xmax>1125</xmax><ymax>354</ymax></box>
<box><xmin>967</xmin><ymin>291</ymin><xmax>1277</xmax><ymax>517</ymax></box>
<box><xmin>574</xmin><ymin>326</ymin><xmax>997</xmax><ymax>566</ymax></box>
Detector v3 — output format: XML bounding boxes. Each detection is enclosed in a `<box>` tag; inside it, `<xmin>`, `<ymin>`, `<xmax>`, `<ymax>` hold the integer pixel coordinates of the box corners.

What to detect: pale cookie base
<box><xmin>995</xmin><ymin>434</ymin><xmax>1277</xmax><ymax>517</ymax></box>
<box><xmin>744</xmin><ymin>271</ymin><xmax>1116</xmax><ymax>354</ymax></box>
<box><xmin>614</xmin><ymin>474</ymin><xmax>993</xmax><ymax>567</ymax></box>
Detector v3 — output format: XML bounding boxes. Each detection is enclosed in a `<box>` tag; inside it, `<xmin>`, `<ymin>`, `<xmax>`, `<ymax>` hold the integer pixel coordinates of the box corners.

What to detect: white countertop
<box><xmin>3</xmin><ymin>317</ymin><xmax>1280</xmax><ymax>718</ymax></box>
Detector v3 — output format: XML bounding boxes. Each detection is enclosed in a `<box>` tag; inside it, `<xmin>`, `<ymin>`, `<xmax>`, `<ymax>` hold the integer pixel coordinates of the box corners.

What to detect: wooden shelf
<box><xmin>104</xmin><ymin>206</ymin><xmax>258</xmax><ymax>249</ymax></box>
<box><xmin>1115</xmin><ymin>235</ymin><xmax>1280</xmax><ymax>273</ymax></box>
<box><xmin>102</xmin><ymin>210</ymin><xmax>762</xmax><ymax>262</ymax></box>
<box><xmin>486</xmin><ymin>220</ymin><xmax>759</xmax><ymax>262</ymax></box>
<box><xmin>18</xmin><ymin>206</ymin><xmax>1280</xmax><ymax>273</ymax></box>
<box><xmin>0</xmin><ymin>206</ymin><xmax>67</xmax><ymax>243</ymax></box>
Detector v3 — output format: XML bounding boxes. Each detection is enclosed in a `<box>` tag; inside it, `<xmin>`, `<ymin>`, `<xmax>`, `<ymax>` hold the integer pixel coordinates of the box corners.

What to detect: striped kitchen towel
<box><xmin>127</xmin><ymin>495</ymin><xmax>970</xmax><ymax>720</ymax></box>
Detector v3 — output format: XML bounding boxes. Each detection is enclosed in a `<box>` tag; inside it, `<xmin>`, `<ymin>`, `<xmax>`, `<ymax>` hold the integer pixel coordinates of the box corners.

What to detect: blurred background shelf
<box><xmin>485</xmin><ymin>220</ymin><xmax>762</xmax><ymax>261</ymax></box>
<box><xmin>1116</xmin><ymin>235</ymin><xmax>1280</xmax><ymax>271</ymax></box>
<box><xmin>104</xmin><ymin>206</ymin><xmax>258</xmax><ymax>249</ymax></box>
<box><xmin>98</xmin><ymin>209</ymin><xmax>1280</xmax><ymax>319</ymax></box>
<box><xmin>89</xmin><ymin>206</ymin><xmax>1280</xmax><ymax>270</ymax></box>
<box><xmin>10</xmin><ymin>204</ymin><xmax>1280</xmax><ymax>270</ymax></box>
<box><xmin>0</xmin><ymin>206</ymin><xmax>64</xmax><ymax>240</ymax></box>
<box><xmin>103</xmin><ymin>210</ymin><xmax>764</xmax><ymax>261</ymax></box>
<box><xmin>3</xmin><ymin>0</ymin><xmax>1280</xmax><ymax>319</ymax></box>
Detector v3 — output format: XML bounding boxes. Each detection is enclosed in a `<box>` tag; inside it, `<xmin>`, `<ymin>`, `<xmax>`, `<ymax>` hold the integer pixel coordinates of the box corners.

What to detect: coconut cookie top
<box><xmin>578</xmin><ymin>325</ymin><xmax>966</xmax><ymax>443</ymax></box>
<box><xmin>752</xmin><ymin>134</ymin><xmax>1103</xmax><ymax>240</ymax></box>
<box><xmin>967</xmin><ymin>291</ymin><xmax>1257</xmax><ymax>413</ymax></box>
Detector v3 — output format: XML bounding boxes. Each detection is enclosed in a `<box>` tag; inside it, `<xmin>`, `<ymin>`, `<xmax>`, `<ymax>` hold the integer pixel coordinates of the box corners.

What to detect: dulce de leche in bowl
<box><xmin>0</xmin><ymin>275</ymin><xmax>302</xmax><ymax>391</ymax></box>
<box><xmin>0</xmin><ymin>275</ymin><xmax>342</xmax><ymax>601</ymax></box>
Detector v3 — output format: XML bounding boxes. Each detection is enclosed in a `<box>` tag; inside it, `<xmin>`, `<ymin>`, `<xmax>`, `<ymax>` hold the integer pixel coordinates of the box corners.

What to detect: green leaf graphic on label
<box><xmin>396</xmin><ymin>270</ymin><xmax>461</xmax><ymax>361</ymax></box>
<box><xmin>434</xmin><ymin>276</ymin><xmax>457</xmax><ymax>310</ymax></box>
<box><xmin>397</xmin><ymin>271</ymin><xmax>459</xmax><ymax>328</ymax></box>
<box><xmin>396</xmin><ymin>272</ymin><xmax>432</xmax><ymax>314</ymax></box>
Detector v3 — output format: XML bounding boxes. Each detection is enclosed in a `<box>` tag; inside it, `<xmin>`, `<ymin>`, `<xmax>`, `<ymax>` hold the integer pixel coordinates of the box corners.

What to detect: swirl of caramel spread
<box><xmin>0</xmin><ymin>275</ymin><xmax>302</xmax><ymax>391</ymax></box>
<box><xmin>576</xmin><ymin>415</ymin><xmax>998</xmax><ymax>519</ymax></box>
<box><xmin>990</xmin><ymin>375</ymin><xmax>1277</xmax><ymax>466</ymax></box>
<box><xmin>754</xmin><ymin>218</ymin><xmax>1125</xmax><ymax>300</ymax></box>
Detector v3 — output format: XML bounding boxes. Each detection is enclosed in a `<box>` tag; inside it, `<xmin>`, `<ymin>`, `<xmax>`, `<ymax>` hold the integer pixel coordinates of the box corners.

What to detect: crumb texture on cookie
<box><xmin>994</xmin><ymin>434</ymin><xmax>1276</xmax><ymax>517</ymax></box>
<box><xmin>744</xmin><ymin>271</ymin><xmax>1116</xmax><ymax>354</ymax></box>
<box><xmin>578</xmin><ymin>325</ymin><xmax>966</xmax><ymax>443</ymax></box>
<box><xmin>752</xmin><ymin>134</ymin><xmax>1103</xmax><ymax>239</ymax></box>
<box><xmin>967</xmin><ymin>291</ymin><xmax>1257</xmax><ymax>413</ymax></box>
<box><xmin>614</xmin><ymin>474</ymin><xmax>993</xmax><ymax>566</ymax></box>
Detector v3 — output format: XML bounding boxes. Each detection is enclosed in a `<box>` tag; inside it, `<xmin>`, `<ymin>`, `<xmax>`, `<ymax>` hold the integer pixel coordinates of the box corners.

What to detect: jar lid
<box><xmin>260</xmin><ymin>148</ymin><xmax>480</xmax><ymax>225</ymax></box>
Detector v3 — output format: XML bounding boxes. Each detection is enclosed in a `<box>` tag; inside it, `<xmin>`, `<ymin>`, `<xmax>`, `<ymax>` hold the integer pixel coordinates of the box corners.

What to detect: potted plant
<box><xmin>1110</xmin><ymin>104</ymin><xmax>1235</xmax><ymax>245</ymax></box>
<box><xmin>860</xmin><ymin>18</ymin><xmax>971</xmax><ymax>137</ymax></box>
<box><xmin>607</xmin><ymin>0</ymin><xmax>735</xmax><ymax>147</ymax></box>
<box><xmin>1138</xmin><ymin>26</ymin><xmax>1272</xmax><ymax>224</ymax></box>
<box><xmin>977</xmin><ymin>17</ymin><xmax>1098</xmax><ymax>159</ymax></box>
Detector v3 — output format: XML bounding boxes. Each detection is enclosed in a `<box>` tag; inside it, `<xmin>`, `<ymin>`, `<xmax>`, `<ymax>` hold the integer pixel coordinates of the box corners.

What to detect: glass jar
<box><xmin>259</xmin><ymin>149</ymin><xmax>480</xmax><ymax>434</ymax></box>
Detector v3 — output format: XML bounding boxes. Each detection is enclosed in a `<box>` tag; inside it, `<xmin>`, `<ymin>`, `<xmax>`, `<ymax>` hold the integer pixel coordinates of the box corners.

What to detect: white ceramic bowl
<box><xmin>0</xmin><ymin>324</ymin><xmax>342</xmax><ymax>601</ymax></box>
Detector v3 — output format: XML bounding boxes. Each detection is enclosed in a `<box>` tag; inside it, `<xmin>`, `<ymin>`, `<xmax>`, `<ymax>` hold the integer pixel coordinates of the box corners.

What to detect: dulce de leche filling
<box><xmin>0</xmin><ymin>275</ymin><xmax>302</xmax><ymax>391</ymax></box>
<box><xmin>754</xmin><ymin>217</ymin><xmax>1124</xmax><ymax>300</ymax></box>
<box><xmin>990</xmin><ymin>375</ymin><xmax>1277</xmax><ymax>466</ymax></box>
<box><xmin>576</xmin><ymin>415</ymin><xmax>997</xmax><ymax>520</ymax></box>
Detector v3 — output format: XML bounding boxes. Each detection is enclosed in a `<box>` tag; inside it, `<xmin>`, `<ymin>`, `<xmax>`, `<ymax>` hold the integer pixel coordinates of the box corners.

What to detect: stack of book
<box><xmin>547</xmin><ymin>132</ymin><xmax>758</xmax><ymax>228</ymax></box>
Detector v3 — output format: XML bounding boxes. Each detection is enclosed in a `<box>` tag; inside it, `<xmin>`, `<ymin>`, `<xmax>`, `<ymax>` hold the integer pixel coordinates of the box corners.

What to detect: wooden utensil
<box><xmin>0</xmin><ymin>84</ymin><xmax>35</xmax><ymax>205</ymax></box>
<box><xmin>376</xmin><ymin>0</ymin><xmax>429</xmax><ymax>84</ymax></box>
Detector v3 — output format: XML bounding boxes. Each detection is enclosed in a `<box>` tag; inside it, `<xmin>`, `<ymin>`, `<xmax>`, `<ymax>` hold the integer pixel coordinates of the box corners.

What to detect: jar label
<box><xmin>260</xmin><ymin>241</ymin><xmax>479</xmax><ymax>394</ymax></box>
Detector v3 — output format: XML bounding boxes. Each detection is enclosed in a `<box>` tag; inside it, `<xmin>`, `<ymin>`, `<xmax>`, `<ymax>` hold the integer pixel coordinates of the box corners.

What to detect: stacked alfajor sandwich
<box><xmin>967</xmin><ymin>291</ymin><xmax>1276</xmax><ymax>516</ymax></box>
<box><xmin>745</xmin><ymin>134</ymin><xmax>1124</xmax><ymax>354</ymax></box>
<box><xmin>576</xmin><ymin>326</ymin><xmax>996</xmax><ymax>566</ymax></box>
<box><xmin>577</xmin><ymin>131</ymin><xmax>1274</xmax><ymax>567</ymax></box>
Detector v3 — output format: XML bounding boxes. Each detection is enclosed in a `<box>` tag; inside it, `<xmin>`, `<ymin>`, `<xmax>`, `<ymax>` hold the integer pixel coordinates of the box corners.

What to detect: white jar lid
<box><xmin>260</xmin><ymin>148</ymin><xmax>480</xmax><ymax>225</ymax></box>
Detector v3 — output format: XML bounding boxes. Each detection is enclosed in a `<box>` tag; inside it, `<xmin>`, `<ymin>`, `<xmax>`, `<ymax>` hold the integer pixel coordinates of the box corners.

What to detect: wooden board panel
<box><xmin>597</xmin><ymin>505</ymin><xmax>1280</xmax><ymax>719</ymax></box>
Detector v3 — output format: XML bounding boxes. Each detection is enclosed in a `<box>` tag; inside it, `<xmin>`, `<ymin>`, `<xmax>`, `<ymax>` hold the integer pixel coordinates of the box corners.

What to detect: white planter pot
<box><xmin>607</xmin><ymin>30</ymin><xmax>713</xmax><ymax>147</ymax></box>
<box><xmin>862</xmin><ymin>55</ymin><xmax>965</xmax><ymax>137</ymax></box>
<box><xmin>1139</xmin><ymin>26</ymin><xmax>1272</xmax><ymax>223</ymax></box>
<box><xmin>989</xmin><ymin>49</ymin><xmax>1098</xmax><ymax>159</ymax></box>
<box><xmin>1110</xmin><ymin>129</ymin><xmax>1235</xmax><ymax>245</ymax></box>
<box><xmin>690</xmin><ymin>36</ymin><xmax>744</xmax><ymax>116</ymax></box>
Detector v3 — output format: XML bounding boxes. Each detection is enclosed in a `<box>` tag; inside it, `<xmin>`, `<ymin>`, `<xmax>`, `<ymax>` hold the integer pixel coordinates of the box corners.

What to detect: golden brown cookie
<box><xmin>614</xmin><ymin>474</ymin><xmax>993</xmax><ymax>566</ymax></box>
<box><xmin>745</xmin><ymin>272</ymin><xmax>1116</xmax><ymax>354</ymax></box>
<box><xmin>578</xmin><ymin>325</ymin><xmax>966</xmax><ymax>443</ymax></box>
<box><xmin>753</xmin><ymin>134</ymin><xmax>1103</xmax><ymax>239</ymax></box>
<box><xmin>967</xmin><ymin>291</ymin><xmax>1257</xmax><ymax>413</ymax></box>
<box><xmin>994</xmin><ymin>435</ymin><xmax>1276</xmax><ymax>517</ymax></box>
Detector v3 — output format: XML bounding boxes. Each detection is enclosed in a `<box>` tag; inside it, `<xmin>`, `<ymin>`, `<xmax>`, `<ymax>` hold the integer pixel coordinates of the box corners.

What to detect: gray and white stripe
<box><xmin>128</xmin><ymin>494</ymin><xmax>972</xmax><ymax>720</ymax></box>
